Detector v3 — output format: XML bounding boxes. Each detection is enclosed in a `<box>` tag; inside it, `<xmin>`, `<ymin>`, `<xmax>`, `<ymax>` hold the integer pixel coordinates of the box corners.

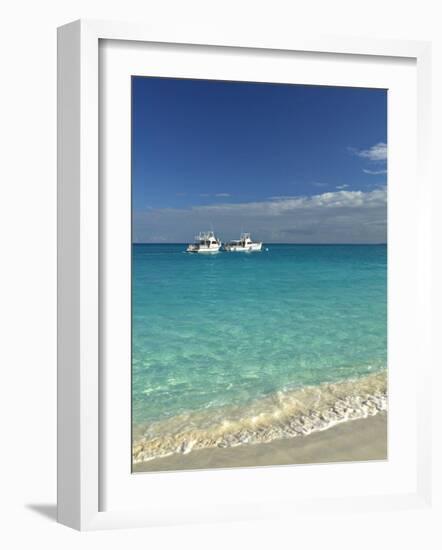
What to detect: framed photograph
<box><xmin>57</xmin><ymin>20</ymin><xmax>432</xmax><ymax>530</ymax></box>
<box><xmin>130</xmin><ymin>77</ymin><xmax>389</xmax><ymax>473</ymax></box>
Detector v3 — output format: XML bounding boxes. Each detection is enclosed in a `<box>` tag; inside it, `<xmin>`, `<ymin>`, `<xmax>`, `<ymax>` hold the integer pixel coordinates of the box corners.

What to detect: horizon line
<box><xmin>132</xmin><ymin>242</ymin><xmax>387</xmax><ymax>246</ymax></box>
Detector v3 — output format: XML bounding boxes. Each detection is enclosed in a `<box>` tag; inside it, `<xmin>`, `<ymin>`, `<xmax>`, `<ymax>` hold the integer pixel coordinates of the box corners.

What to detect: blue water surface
<box><xmin>132</xmin><ymin>244</ymin><xmax>387</xmax><ymax>425</ymax></box>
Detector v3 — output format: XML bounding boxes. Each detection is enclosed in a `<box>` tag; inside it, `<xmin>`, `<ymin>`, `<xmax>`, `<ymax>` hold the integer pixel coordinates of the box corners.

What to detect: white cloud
<box><xmin>351</xmin><ymin>142</ymin><xmax>387</xmax><ymax>162</ymax></box>
<box><xmin>199</xmin><ymin>192</ymin><xmax>231</xmax><ymax>198</ymax></box>
<box><xmin>133</xmin><ymin>188</ymin><xmax>387</xmax><ymax>244</ymax></box>
<box><xmin>349</xmin><ymin>142</ymin><xmax>387</xmax><ymax>177</ymax></box>
<box><xmin>268</xmin><ymin>195</ymin><xmax>299</xmax><ymax>200</ymax></box>
<box><xmin>336</xmin><ymin>184</ymin><xmax>349</xmax><ymax>189</ymax></box>
<box><xmin>197</xmin><ymin>189</ymin><xmax>386</xmax><ymax>215</ymax></box>
<box><xmin>312</xmin><ymin>182</ymin><xmax>328</xmax><ymax>188</ymax></box>
<box><xmin>363</xmin><ymin>168</ymin><xmax>387</xmax><ymax>175</ymax></box>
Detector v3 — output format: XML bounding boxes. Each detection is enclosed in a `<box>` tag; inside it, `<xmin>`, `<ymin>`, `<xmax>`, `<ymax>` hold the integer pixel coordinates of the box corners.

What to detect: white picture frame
<box><xmin>57</xmin><ymin>19</ymin><xmax>433</xmax><ymax>531</ymax></box>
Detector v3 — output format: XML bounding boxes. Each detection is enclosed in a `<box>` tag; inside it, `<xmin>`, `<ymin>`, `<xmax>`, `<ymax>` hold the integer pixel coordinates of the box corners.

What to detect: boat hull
<box><xmin>224</xmin><ymin>243</ymin><xmax>262</xmax><ymax>252</ymax></box>
<box><xmin>186</xmin><ymin>246</ymin><xmax>221</xmax><ymax>253</ymax></box>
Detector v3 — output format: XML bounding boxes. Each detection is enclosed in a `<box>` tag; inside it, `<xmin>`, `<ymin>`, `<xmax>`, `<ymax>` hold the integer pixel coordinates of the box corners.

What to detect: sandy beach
<box><xmin>133</xmin><ymin>412</ymin><xmax>387</xmax><ymax>473</ymax></box>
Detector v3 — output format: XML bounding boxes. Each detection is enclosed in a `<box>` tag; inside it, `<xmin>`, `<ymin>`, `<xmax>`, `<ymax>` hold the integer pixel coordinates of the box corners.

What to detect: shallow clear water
<box><xmin>132</xmin><ymin>244</ymin><xmax>387</xmax><ymax>435</ymax></box>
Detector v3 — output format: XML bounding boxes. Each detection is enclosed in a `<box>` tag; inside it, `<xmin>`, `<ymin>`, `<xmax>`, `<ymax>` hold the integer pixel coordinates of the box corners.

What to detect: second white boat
<box><xmin>223</xmin><ymin>233</ymin><xmax>263</xmax><ymax>252</ymax></box>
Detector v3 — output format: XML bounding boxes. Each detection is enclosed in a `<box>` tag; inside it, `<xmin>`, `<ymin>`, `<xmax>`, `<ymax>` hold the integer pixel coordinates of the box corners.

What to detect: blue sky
<box><xmin>132</xmin><ymin>77</ymin><xmax>387</xmax><ymax>243</ymax></box>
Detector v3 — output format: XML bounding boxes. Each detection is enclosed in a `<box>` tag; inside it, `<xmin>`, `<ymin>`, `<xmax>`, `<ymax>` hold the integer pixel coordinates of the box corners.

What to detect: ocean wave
<box><xmin>132</xmin><ymin>370</ymin><xmax>387</xmax><ymax>464</ymax></box>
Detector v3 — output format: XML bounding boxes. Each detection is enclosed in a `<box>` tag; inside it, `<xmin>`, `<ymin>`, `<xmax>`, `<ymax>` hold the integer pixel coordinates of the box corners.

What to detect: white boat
<box><xmin>186</xmin><ymin>231</ymin><xmax>222</xmax><ymax>253</ymax></box>
<box><xmin>223</xmin><ymin>233</ymin><xmax>263</xmax><ymax>252</ymax></box>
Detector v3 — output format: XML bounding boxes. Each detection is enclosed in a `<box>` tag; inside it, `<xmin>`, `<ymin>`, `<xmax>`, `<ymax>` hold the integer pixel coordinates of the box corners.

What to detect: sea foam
<box><xmin>133</xmin><ymin>370</ymin><xmax>387</xmax><ymax>463</ymax></box>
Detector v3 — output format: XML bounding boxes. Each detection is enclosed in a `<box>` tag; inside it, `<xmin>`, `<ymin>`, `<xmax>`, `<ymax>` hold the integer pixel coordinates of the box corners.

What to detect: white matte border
<box><xmin>100</xmin><ymin>40</ymin><xmax>418</xmax><ymax>512</ymax></box>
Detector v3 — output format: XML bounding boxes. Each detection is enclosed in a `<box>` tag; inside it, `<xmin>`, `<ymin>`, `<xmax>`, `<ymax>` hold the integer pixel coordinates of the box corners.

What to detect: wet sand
<box><xmin>133</xmin><ymin>412</ymin><xmax>387</xmax><ymax>473</ymax></box>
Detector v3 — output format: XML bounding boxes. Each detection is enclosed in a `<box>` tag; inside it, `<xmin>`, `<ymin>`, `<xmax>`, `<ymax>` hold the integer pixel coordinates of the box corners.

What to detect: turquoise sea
<box><xmin>132</xmin><ymin>244</ymin><xmax>387</xmax><ymax>462</ymax></box>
